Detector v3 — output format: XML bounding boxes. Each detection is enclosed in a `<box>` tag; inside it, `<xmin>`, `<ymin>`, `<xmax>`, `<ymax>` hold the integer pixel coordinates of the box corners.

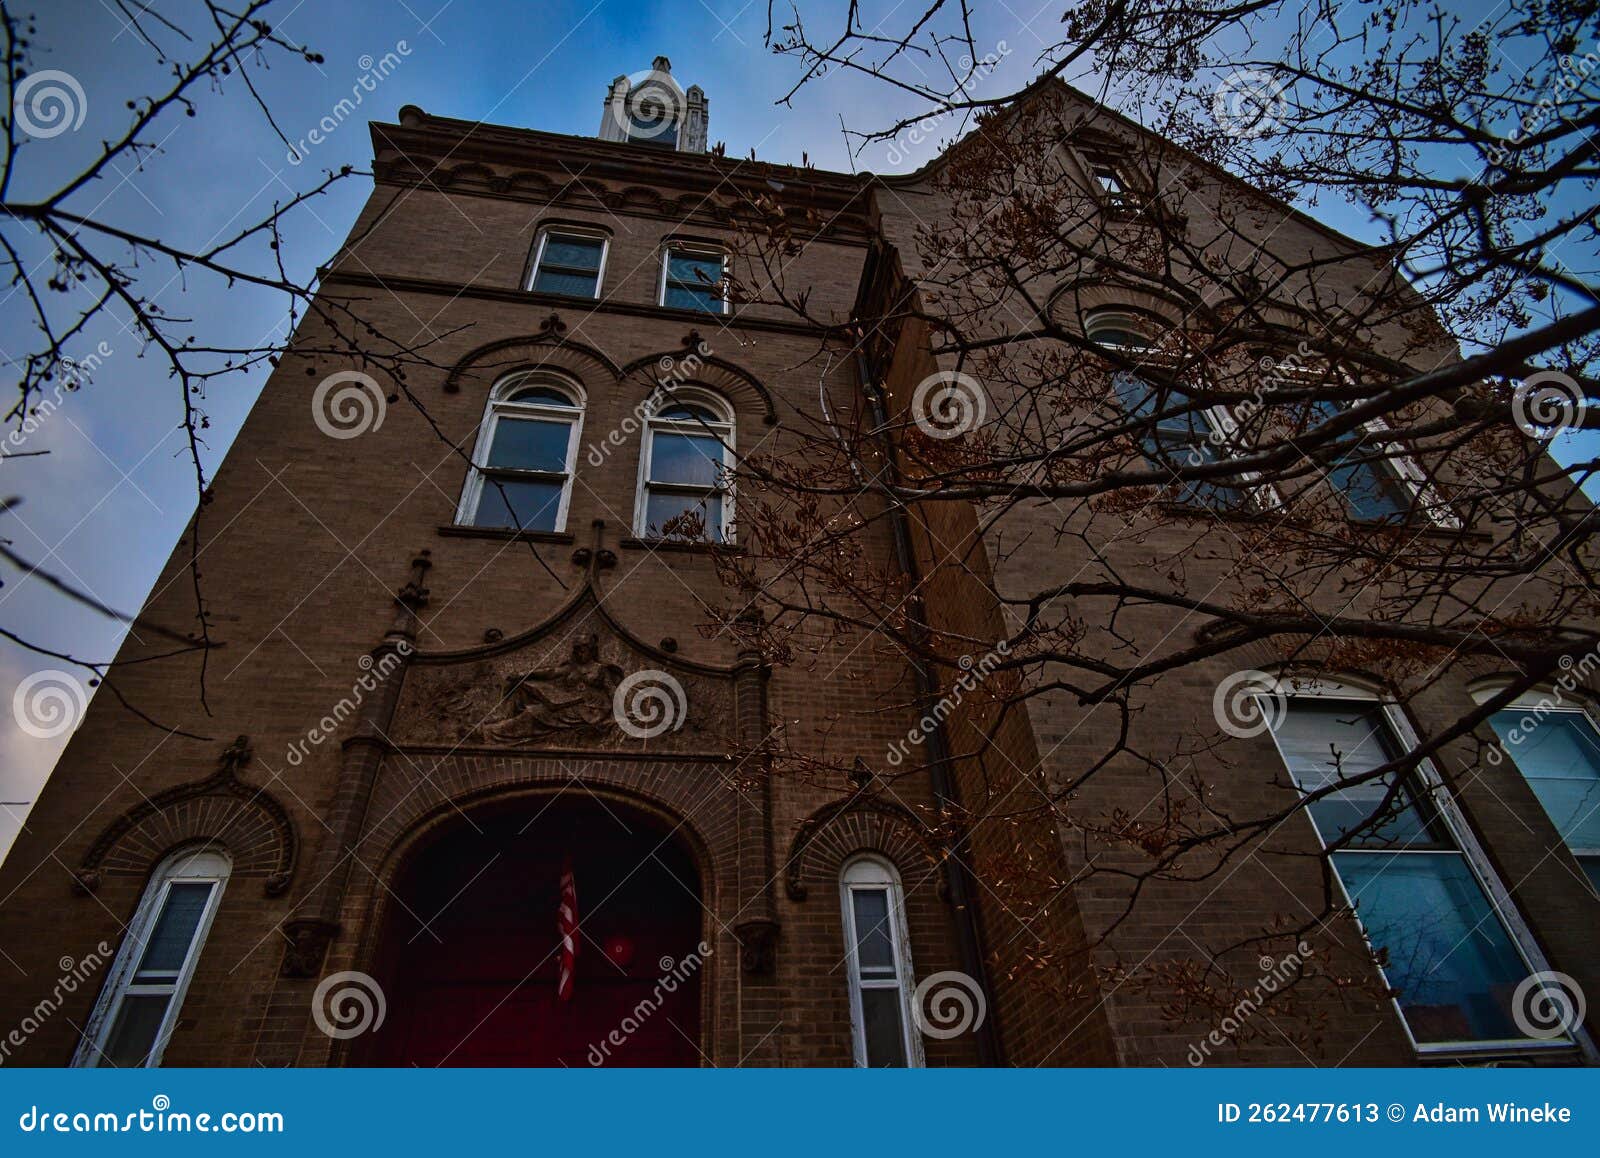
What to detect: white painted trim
<box><xmin>74</xmin><ymin>847</ymin><xmax>231</xmax><ymax>1067</ymax></box>
<box><xmin>658</xmin><ymin>245</ymin><xmax>730</xmax><ymax>315</ymax></box>
<box><xmin>525</xmin><ymin>226</ymin><xmax>609</xmax><ymax>299</ymax></box>
<box><xmin>1258</xmin><ymin>677</ymin><xmax>1592</xmax><ymax>1059</ymax></box>
<box><xmin>632</xmin><ymin>387</ymin><xmax>735</xmax><ymax>543</ymax></box>
<box><xmin>456</xmin><ymin>372</ymin><xmax>586</xmax><ymax>534</ymax></box>
<box><xmin>839</xmin><ymin>855</ymin><xmax>924</xmax><ymax>1068</ymax></box>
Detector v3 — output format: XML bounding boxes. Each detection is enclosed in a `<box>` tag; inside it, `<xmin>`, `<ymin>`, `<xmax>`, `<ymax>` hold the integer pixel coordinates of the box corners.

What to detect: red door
<box><xmin>358</xmin><ymin>798</ymin><xmax>704</xmax><ymax>1067</ymax></box>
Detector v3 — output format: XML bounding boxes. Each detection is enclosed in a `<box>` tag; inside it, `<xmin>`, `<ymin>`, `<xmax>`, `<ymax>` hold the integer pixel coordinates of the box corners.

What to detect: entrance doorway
<box><xmin>357</xmin><ymin>794</ymin><xmax>705</xmax><ymax>1066</ymax></box>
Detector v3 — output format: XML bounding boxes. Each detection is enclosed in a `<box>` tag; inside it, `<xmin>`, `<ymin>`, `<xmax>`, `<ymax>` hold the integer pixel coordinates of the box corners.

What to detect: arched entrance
<box><xmin>357</xmin><ymin>794</ymin><xmax>705</xmax><ymax>1066</ymax></box>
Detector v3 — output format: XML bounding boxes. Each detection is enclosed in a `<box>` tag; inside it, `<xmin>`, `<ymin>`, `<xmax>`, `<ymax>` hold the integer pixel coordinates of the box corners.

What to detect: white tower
<box><xmin>598</xmin><ymin>56</ymin><xmax>709</xmax><ymax>152</ymax></box>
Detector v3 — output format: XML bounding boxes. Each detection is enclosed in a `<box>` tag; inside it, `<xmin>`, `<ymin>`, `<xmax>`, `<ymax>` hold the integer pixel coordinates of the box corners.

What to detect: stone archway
<box><xmin>354</xmin><ymin>794</ymin><xmax>706</xmax><ymax>1067</ymax></box>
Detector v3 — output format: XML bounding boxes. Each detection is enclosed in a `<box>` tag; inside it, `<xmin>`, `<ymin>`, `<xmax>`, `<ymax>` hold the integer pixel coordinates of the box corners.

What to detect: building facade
<box><xmin>0</xmin><ymin>58</ymin><xmax>1594</xmax><ymax>1068</ymax></box>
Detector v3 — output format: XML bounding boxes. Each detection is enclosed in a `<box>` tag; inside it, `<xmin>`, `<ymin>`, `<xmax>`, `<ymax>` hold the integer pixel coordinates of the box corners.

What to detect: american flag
<box><xmin>557</xmin><ymin>854</ymin><xmax>578</xmax><ymax>1001</ymax></box>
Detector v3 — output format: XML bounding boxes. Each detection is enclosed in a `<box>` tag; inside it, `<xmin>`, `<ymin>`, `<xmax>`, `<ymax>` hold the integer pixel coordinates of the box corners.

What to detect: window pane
<box><xmin>531</xmin><ymin>267</ymin><xmax>599</xmax><ymax>297</ymax></box>
<box><xmin>649</xmin><ymin>431</ymin><xmax>724</xmax><ymax>487</ymax></box>
<box><xmin>100</xmin><ymin>994</ymin><xmax>171</xmax><ymax>1067</ymax></box>
<box><xmin>860</xmin><ymin>988</ymin><xmax>909</xmax><ymax>1066</ymax></box>
<box><xmin>1582</xmin><ymin>855</ymin><xmax>1600</xmax><ymax>898</ymax></box>
<box><xmin>1307</xmin><ymin>401</ymin><xmax>1411</xmax><ymax>520</ymax></box>
<box><xmin>664</xmin><ymin>284</ymin><xmax>722</xmax><ymax>313</ymax></box>
<box><xmin>1490</xmin><ymin>711</ymin><xmax>1600</xmax><ymax>849</ymax></box>
<box><xmin>1275</xmin><ymin>700</ymin><xmax>1446</xmax><ymax>848</ymax></box>
<box><xmin>134</xmin><ymin>881</ymin><xmax>214</xmax><ymax>979</ymax></box>
<box><xmin>1334</xmin><ymin>851</ymin><xmax>1538</xmax><ymax>1044</ymax></box>
<box><xmin>850</xmin><ymin>888</ymin><xmax>896</xmax><ymax>973</ymax></box>
<box><xmin>473</xmin><ymin>477</ymin><xmax>563</xmax><ymax>532</ymax></box>
<box><xmin>644</xmin><ymin>491</ymin><xmax>722</xmax><ymax>541</ymax></box>
<box><xmin>1328</xmin><ymin>459</ymin><xmax>1410</xmax><ymax>520</ymax></box>
<box><xmin>628</xmin><ymin>112</ymin><xmax>678</xmax><ymax>147</ymax></box>
<box><xmin>540</xmin><ymin>237</ymin><xmax>603</xmax><ymax>272</ymax></box>
<box><xmin>667</xmin><ymin>253</ymin><xmax>723</xmax><ymax>286</ymax></box>
<box><xmin>504</xmin><ymin>386</ymin><xmax>576</xmax><ymax>407</ymax></box>
<box><xmin>486</xmin><ymin>417</ymin><xmax>571</xmax><ymax>472</ymax></box>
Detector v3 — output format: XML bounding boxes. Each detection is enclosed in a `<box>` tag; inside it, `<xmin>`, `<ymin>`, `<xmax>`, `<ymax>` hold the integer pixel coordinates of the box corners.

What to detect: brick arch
<box><xmin>620</xmin><ymin>350</ymin><xmax>777</xmax><ymax>425</ymax></box>
<box><xmin>442</xmin><ymin>333</ymin><xmax>622</xmax><ymax>396</ymax></box>
<box><xmin>783</xmin><ymin>795</ymin><xmax>946</xmax><ymax>903</ymax></box>
<box><xmin>72</xmin><ymin>737</ymin><xmax>297</xmax><ymax>897</ymax></box>
<box><xmin>355</xmin><ymin>754</ymin><xmax>738</xmax><ymax>918</ymax></box>
<box><xmin>1045</xmin><ymin>279</ymin><xmax>1195</xmax><ymax>335</ymax></box>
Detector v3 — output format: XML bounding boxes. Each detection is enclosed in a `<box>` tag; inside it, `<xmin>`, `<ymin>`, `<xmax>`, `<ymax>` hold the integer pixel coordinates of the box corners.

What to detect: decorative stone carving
<box><xmin>474</xmin><ymin>634</ymin><xmax>623</xmax><ymax>744</ymax></box>
<box><xmin>735</xmin><ymin>918</ymin><xmax>779</xmax><ymax>975</ymax></box>
<box><xmin>279</xmin><ymin>917</ymin><xmax>340</xmax><ymax>978</ymax></box>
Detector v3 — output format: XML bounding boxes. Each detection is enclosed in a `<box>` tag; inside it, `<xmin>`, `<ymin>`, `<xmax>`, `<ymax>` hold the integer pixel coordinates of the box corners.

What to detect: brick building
<box><xmin>0</xmin><ymin>57</ymin><xmax>1594</xmax><ymax>1067</ymax></box>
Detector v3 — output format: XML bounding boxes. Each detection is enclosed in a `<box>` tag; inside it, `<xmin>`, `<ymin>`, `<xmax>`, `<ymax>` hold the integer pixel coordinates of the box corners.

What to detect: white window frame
<box><xmin>525</xmin><ymin>226</ymin><xmax>609</xmax><ymax>300</ymax></box>
<box><xmin>74</xmin><ymin>847</ymin><xmax>230</xmax><ymax>1068</ymax></box>
<box><xmin>1259</xmin><ymin>674</ymin><xmax>1585</xmax><ymax>1058</ymax></box>
<box><xmin>456</xmin><ymin>372</ymin><xmax>586</xmax><ymax>535</ymax></box>
<box><xmin>633</xmin><ymin>387</ymin><xmax>734</xmax><ymax>543</ymax></box>
<box><xmin>1258</xmin><ymin>364</ymin><xmax>1459</xmax><ymax>528</ymax></box>
<box><xmin>658</xmin><ymin>245</ymin><xmax>729</xmax><ymax>315</ymax></box>
<box><xmin>1471</xmin><ymin>681</ymin><xmax>1600</xmax><ymax>886</ymax></box>
<box><xmin>839</xmin><ymin>855</ymin><xmax>924</xmax><ymax>1068</ymax></box>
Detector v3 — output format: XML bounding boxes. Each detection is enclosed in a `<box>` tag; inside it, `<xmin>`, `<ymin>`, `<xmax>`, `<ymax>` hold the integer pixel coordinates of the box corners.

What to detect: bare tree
<box><xmin>720</xmin><ymin>0</ymin><xmax>1600</xmax><ymax>1047</ymax></box>
<box><xmin>0</xmin><ymin>1</ymin><xmax>451</xmax><ymax>726</ymax></box>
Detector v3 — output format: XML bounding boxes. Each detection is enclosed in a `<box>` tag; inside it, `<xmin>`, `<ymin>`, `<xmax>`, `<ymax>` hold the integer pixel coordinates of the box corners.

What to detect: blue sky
<box><xmin>0</xmin><ymin>0</ymin><xmax>1593</xmax><ymax>859</ymax></box>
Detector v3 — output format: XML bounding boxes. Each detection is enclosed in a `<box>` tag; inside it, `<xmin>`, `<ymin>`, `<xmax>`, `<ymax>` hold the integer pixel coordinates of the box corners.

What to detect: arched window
<box><xmin>1084</xmin><ymin>308</ymin><xmax>1157</xmax><ymax>351</ymax></box>
<box><xmin>839</xmin><ymin>856</ymin><xmax>922</xmax><ymax>1068</ymax></box>
<box><xmin>1258</xmin><ymin>676</ymin><xmax>1566</xmax><ymax>1054</ymax></box>
<box><xmin>458</xmin><ymin>373</ymin><xmax>584</xmax><ymax>534</ymax></box>
<box><xmin>75</xmin><ymin>847</ymin><xmax>231</xmax><ymax>1067</ymax></box>
<box><xmin>635</xmin><ymin>389</ymin><xmax>733</xmax><ymax>542</ymax></box>
<box><xmin>1474</xmin><ymin>683</ymin><xmax>1600</xmax><ymax>898</ymax></box>
<box><xmin>1086</xmin><ymin>309</ymin><xmax>1246</xmax><ymax>509</ymax></box>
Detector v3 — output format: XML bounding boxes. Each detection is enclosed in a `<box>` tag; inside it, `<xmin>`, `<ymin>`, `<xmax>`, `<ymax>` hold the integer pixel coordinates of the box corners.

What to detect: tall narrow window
<box><xmin>458</xmin><ymin>374</ymin><xmax>584</xmax><ymax>534</ymax></box>
<box><xmin>659</xmin><ymin>247</ymin><xmax>727</xmax><ymax>314</ymax></box>
<box><xmin>839</xmin><ymin>857</ymin><xmax>921</xmax><ymax>1067</ymax></box>
<box><xmin>636</xmin><ymin>390</ymin><xmax>733</xmax><ymax>542</ymax></box>
<box><xmin>1265</xmin><ymin>688</ymin><xmax>1559</xmax><ymax>1051</ymax></box>
<box><xmin>76</xmin><ymin>848</ymin><xmax>230</xmax><ymax>1067</ymax></box>
<box><xmin>527</xmin><ymin>229</ymin><xmax>607</xmax><ymax>298</ymax></box>
<box><xmin>1483</xmin><ymin>692</ymin><xmax>1600</xmax><ymax>898</ymax></box>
